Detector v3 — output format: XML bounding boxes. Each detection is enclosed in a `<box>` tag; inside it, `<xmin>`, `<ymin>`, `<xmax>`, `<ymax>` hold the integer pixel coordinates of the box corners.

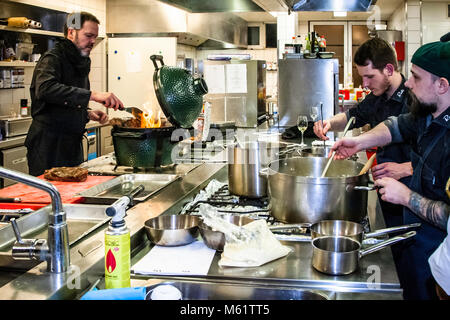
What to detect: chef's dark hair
<box><xmin>354</xmin><ymin>37</ymin><xmax>398</xmax><ymax>72</ymax></box>
<box><xmin>64</xmin><ymin>12</ymin><xmax>100</xmax><ymax>37</ymax></box>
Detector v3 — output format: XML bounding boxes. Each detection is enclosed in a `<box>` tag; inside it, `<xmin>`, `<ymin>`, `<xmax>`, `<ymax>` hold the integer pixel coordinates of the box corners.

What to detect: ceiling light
<box><xmin>333</xmin><ymin>11</ymin><xmax>347</xmax><ymax>17</ymax></box>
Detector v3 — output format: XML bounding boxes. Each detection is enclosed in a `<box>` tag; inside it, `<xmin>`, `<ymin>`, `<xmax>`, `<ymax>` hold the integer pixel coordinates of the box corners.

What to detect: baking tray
<box><xmin>76</xmin><ymin>174</ymin><xmax>181</xmax><ymax>204</ymax></box>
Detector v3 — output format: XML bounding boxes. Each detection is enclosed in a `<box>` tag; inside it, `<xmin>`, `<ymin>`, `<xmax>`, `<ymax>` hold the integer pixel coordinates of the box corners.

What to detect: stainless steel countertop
<box><xmin>0</xmin><ymin>124</ymin><xmax>403</xmax><ymax>300</ymax></box>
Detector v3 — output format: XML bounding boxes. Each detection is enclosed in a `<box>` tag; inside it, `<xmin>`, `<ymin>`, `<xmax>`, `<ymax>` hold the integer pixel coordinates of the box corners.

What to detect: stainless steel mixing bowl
<box><xmin>144</xmin><ymin>215</ymin><xmax>200</xmax><ymax>246</ymax></box>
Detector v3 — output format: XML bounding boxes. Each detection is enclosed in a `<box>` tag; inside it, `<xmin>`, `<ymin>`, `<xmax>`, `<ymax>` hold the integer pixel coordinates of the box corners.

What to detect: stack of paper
<box><xmin>131</xmin><ymin>241</ymin><xmax>216</xmax><ymax>276</ymax></box>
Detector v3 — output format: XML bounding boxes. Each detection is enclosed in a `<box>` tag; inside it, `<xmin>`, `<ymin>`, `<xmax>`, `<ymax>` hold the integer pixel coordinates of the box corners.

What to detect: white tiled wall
<box><xmin>0</xmin><ymin>0</ymin><xmax>107</xmax><ymax>116</ymax></box>
<box><xmin>421</xmin><ymin>2</ymin><xmax>450</xmax><ymax>44</ymax></box>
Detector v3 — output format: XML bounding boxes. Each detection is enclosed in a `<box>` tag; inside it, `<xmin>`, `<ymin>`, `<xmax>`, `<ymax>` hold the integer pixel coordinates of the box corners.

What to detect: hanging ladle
<box><xmin>320</xmin><ymin>116</ymin><xmax>355</xmax><ymax>178</ymax></box>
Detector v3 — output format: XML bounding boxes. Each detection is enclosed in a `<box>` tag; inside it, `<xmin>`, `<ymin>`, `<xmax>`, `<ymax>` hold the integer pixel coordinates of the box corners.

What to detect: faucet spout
<box><xmin>0</xmin><ymin>167</ymin><xmax>70</xmax><ymax>273</ymax></box>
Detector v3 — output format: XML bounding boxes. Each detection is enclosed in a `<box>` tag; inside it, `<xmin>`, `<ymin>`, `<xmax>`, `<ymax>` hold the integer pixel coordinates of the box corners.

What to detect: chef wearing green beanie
<box><xmin>328</xmin><ymin>36</ymin><xmax>450</xmax><ymax>300</ymax></box>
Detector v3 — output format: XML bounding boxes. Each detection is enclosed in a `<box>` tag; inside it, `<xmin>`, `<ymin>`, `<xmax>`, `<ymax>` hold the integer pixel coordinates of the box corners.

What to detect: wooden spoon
<box><xmin>359</xmin><ymin>153</ymin><xmax>377</xmax><ymax>175</ymax></box>
<box><xmin>320</xmin><ymin>116</ymin><xmax>355</xmax><ymax>178</ymax></box>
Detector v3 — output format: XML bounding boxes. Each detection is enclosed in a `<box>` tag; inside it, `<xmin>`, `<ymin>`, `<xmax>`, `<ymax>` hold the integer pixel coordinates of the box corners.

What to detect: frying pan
<box><xmin>311</xmin><ymin>231</ymin><xmax>416</xmax><ymax>275</ymax></box>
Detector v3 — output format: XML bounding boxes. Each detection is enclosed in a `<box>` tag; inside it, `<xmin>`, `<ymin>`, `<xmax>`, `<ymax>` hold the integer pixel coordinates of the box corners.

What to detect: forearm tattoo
<box><xmin>408</xmin><ymin>192</ymin><xmax>449</xmax><ymax>231</ymax></box>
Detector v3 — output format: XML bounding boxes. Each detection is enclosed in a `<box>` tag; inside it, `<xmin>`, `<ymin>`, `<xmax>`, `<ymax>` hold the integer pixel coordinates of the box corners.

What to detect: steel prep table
<box><xmin>0</xmin><ymin>125</ymin><xmax>403</xmax><ymax>300</ymax></box>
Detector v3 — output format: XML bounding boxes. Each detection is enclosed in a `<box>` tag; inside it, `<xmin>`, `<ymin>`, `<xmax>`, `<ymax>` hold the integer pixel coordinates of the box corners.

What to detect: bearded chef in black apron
<box><xmin>25</xmin><ymin>12</ymin><xmax>123</xmax><ymax>176</ymax></box>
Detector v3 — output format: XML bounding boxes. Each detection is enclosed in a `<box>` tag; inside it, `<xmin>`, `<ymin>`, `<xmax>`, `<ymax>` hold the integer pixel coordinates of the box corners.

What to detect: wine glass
<box><xmin>297</xmin><ymin>115</ymin><xmax>308</xmax><ymax>147</ymax></box>
<box><xmin>310</xmin><ymin>105</ymin><xmax>319</xmax><ymax>122</ymax></box>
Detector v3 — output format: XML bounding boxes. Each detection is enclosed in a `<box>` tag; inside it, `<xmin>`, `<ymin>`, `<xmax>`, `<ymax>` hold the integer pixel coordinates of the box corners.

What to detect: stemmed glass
<box><xmin>297</xmin><ymin>115</ymin><xmax>308</xmax><ymax>148</ymax></box>
<box><xmin>310</xmin><ymin>105</ymin><xmax>319</xmax><ymax>122</ymax></box>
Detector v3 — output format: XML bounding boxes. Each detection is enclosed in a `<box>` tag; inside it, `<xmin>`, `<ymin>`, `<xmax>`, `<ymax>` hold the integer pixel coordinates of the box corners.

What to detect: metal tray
<box><xmin>76</xmin><ymin>174</ymin><xmax>180</xmax><ymax>204</ymax></box>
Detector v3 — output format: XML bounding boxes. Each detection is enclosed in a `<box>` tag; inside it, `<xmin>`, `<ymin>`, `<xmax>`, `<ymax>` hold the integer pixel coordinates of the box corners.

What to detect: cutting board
<box><xmin>0</xmin><ymin>175</ymin><xmax>115</xmax><ymax>205</ymax></box>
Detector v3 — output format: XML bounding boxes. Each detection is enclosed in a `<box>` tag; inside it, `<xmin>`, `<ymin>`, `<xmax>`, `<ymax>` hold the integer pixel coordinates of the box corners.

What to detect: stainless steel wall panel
<box><xmin>278</xmin><ymin>58</ymin><xmax>338</xmax><ymax>127</ymax></box>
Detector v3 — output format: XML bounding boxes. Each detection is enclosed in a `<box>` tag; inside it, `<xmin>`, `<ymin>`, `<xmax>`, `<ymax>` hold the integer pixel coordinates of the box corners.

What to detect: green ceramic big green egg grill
<box><xmin>111</xmin><ymin>55</ymin><xmax>208</xmax><ymax>169</ymax></box>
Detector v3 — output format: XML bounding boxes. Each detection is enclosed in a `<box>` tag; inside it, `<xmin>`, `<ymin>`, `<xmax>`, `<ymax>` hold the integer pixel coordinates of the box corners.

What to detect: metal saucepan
<box><xmin>144</xmin><ymin>215</ymin><xmax>200</xmax><ymax>246</ymax></box>
<box><xmin>311</xmin><ymin>231</ymin><xmax>416</xmax><ymax>275</ymax></box>
<box><xmin>228</xmin><ymin>141</ymin><xmax>290</xmax><ymax>198</ymax></box>
<box><xmin>310</xmin><ymin>220</ymin><xmax>421</xmax><ymax>244</ymax></box>
<box><xmin>198</xmin><ymin>215</ymin><xmax>254</xmax><ymax>251</ymax></box>
<box><xmin>266</xmin><ymin>157</ymin><xmax>371</xmax><ymax>224</ymax></box>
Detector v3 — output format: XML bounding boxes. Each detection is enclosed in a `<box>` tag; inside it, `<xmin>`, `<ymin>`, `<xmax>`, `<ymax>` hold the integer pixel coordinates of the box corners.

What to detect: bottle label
<box><xmin>105</xmin><ymin>232</ymin><xmax>130</xmax><ymax>289</ymax></box>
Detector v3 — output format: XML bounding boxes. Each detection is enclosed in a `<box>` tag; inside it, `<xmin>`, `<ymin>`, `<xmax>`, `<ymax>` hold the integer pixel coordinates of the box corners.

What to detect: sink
<box><xmin>0</xmin><ymin>203</ymin><xmax>110</xmax><ymax>270</ymax></box>
<box><xmin>135</xmin><ymin>280</ymin><xmax>334</xmax><ymax>300</ymax></box>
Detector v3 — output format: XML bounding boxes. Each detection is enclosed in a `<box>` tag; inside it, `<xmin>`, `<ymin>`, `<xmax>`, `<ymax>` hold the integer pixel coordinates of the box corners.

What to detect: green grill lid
<box><xmin>151</xmin><ymin>55</ymin><xmax>208</xmax><ymax>129</ymax></box>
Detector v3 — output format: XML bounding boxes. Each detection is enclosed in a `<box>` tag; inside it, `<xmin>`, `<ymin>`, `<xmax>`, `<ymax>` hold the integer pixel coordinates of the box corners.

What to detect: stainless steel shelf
<box><xmin>0</xmin><ymin>25</ymin><xmax>64</xmax><ymax>38</ymax></box>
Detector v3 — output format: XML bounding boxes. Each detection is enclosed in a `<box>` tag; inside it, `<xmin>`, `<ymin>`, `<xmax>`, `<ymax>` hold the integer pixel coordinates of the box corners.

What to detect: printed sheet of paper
<box><xmin>203</xmin><ymin>64</ymin><xmax>226</xmax><ymax>94</ymax></box>
<box><xmin>131</xmin><ymin>241</ymin><xmax>216</xmax><ymax>276</ymax></box>
<box><xmin>226</xmin><ymin>64</ymin><xmax>247</xmax><ymax>94</ymax></box>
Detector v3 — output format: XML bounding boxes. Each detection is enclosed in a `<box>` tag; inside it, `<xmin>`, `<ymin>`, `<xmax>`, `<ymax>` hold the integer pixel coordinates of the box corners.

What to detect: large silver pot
<box><xmin>267</xmin><ymin>157</ymin><xmax>370</xmax><ymax>224</ymax></box>
<box><xmin>228</xmin><ymin>141</ymin><xmax>289</xmax><ymax>198</ymax></box>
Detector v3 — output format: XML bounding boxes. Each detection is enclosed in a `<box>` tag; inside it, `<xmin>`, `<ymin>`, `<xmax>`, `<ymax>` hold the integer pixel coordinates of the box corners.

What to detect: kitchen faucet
<box><xmin>0</xmin><ymin>167</ymin><xmax>70</xmax><ymax>273</ymax></box>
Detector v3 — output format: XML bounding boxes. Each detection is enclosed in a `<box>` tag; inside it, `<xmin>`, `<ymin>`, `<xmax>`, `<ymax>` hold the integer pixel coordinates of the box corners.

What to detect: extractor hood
<box><xmin>106</xmin><ymin>0</ymin><xmax>248</xmax><ymax>49</ymax></box>
<box><xmin>157</xmin><ymin>0</ymin><xmax>265</xmax><ymax>12</ymax></box>
<box><xmin>284</xmin><ymin>0</ymin><xmax>377</xmax><ymax>12</ymax></box>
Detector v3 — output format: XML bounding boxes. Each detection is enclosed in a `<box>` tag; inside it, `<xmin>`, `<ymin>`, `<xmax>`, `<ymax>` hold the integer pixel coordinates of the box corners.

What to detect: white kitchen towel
<box><xmin>131</xmin><ymin>240</ymin><xmax>216</xmax><ymax>276</ymax></box>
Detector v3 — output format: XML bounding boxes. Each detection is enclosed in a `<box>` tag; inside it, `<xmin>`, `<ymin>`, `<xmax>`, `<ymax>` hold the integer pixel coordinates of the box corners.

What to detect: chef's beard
<box><xmin>408</xmin><ymin>91</ymin><xmax>438</xmax><ymax>117</ymax></box>
<box><xmin>73</xmin><ymin>32</ymin><xmax>92</xmax><ymax>57</ymax></box>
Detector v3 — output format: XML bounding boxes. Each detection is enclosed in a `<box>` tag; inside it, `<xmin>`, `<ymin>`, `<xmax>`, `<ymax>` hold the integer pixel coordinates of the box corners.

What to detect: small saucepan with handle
<box><xmin>311</xmin><ymin>231</ymin><xmax>416</xmax><ymax>275</ymax></box>
<box><xmin>310</xmin><ymin>220</ymin><xmax>421</xmax><ymax>244</ymax></box>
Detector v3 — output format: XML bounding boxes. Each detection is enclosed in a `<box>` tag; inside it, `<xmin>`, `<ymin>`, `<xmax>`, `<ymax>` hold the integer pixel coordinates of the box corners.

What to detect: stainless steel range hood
<box><xmin>106</xmin><ymin>0</ymin><xmax>248</xmax><ymax>49</ymax></box>
<box><xmin>284</xmin><ymin>0</ymin><xmax>377</xmax><ymax>11</ymax></box>
<box><xmin>157</xmin><ymin>0</ymin><xmax>265</xmax><ymax>12</ymax></box>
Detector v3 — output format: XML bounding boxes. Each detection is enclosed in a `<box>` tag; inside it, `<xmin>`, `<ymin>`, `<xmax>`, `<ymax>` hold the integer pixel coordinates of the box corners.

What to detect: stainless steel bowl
<box><xmin>198</xmin><ymin>215</ymin><xmax>254</xmax><ymax>251</ymax></box>
<box><xmin>144</xmin><ymin>215</ymin><xmax>200</xmax><ymax>246</ymax></box>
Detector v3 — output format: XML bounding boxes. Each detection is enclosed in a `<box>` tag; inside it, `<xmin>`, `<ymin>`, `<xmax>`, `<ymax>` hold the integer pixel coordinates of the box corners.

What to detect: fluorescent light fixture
<box><xmin>333</xmin><ymin>11</ymin><xmax>347</xmax><ymax>17</ymax></box>
<box><xmin>269</xmin><ymin>12</ymin><xmax>279</xmax><ymax>17</ymax></box>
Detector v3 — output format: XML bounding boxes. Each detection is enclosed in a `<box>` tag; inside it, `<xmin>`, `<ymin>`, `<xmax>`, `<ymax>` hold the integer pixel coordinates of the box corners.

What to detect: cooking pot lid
<box><xmin>151</xmin><ymin>55</ymin><xmax>208</xmax><ymax>129</ymax></box>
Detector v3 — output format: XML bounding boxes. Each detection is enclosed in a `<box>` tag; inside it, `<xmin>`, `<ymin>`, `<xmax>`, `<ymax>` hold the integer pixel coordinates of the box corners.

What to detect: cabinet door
<box><xmin>1</xmin><ymin>146</ymin><xmax>28</xmax><ymax>187</ymax></box>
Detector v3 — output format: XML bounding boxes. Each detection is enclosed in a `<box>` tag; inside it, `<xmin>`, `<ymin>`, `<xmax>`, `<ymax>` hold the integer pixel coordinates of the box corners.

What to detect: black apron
<box><xmin>400</xmin><ymin>124</ymin><xmax>448</xmax><ymax>300</ymax></box>
<box><xmin>25</xmin><ymin>120</ymin><xmax>85</xmax><ymax>176</ymax></box>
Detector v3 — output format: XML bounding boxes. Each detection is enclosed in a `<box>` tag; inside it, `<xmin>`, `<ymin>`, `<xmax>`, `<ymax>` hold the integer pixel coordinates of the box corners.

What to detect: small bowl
<box><xmin>303</xmin><ymin>52</ymin><xmax>317</xmax><ymax>59</ymax></box>
<box><xmin>318</xmin><ymin>52</ymin><xmax>335</xmax><ymax>59</ymax></box>
<box><xmin>144</xmin><ymin>215</ymin><xmax>200</xmax><ymax>246</ymax></box>
<box><xmin>198</xmin><ymin>215</ymin><xmax>254</xmax><ymax>251</ymax></box>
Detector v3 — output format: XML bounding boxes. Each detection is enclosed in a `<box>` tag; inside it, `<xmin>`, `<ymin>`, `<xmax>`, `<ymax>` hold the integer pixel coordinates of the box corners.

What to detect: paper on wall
<box><xmin>126</xmin><ymin>50</ymin><xmax>142</xmax><ymax>73</ymax></box>
<box><xmin>204</xmin><ymin>65</ymin><xmax>226</xmax><ymax>94</ymax></box>
<box><xmin>226</xmin><ymin>64</ymin><xmax>247</xmax><ymax>94</ymax></box>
